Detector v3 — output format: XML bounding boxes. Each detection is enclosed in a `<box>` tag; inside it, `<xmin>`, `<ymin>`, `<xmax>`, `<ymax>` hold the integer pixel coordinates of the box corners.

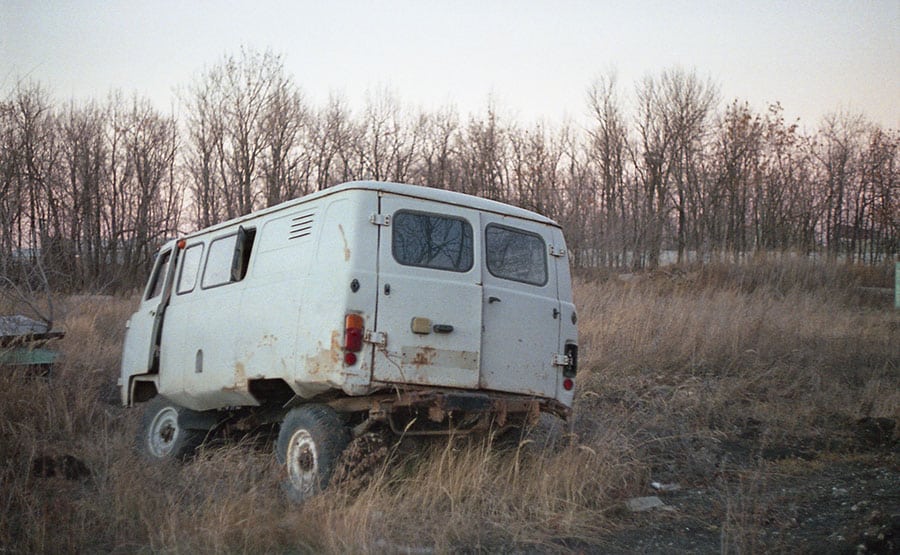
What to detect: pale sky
<box><xmin>2</xmin><ymin>0</ymin><xmax>898</xmax><ymax>131</ymax></box>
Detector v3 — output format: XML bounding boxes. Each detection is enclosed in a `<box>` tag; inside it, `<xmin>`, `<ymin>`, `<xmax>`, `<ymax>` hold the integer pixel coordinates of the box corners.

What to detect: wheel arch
<box><xmin>128</xmin><ymin>375</ymin><xmax>159</xmax><ymax>406</ymax></box>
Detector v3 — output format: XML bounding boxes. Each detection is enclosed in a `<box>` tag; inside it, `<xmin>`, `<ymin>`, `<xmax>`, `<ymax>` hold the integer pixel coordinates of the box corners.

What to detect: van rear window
<box><xmin>392</xmin><ymin>211</ymin><xmax>473</xmax><ymax>272</ymax></box>
<box><xmin>485</xmin><ymin>224</ymin><xmax>548</xmax><ymax>286</ymax></box>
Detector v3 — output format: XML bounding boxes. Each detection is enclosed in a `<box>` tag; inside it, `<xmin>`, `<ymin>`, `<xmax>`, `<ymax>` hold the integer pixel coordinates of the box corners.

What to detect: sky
<box><xmin>2</xmin><ymin>0</ymin><xmax>898</xmax><ymax>131</ymax></box>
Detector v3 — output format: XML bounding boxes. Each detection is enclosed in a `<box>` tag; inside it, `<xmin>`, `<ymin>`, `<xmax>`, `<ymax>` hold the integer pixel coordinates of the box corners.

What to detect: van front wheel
<box><xmin>276</xmin><ymin>404</ymin><xmax>349</xmax><ymax>503</ymax></box>
<box><xmin>138</xmin><ymin>396</ymin><xmax>204</xmax><ymax>460</ymax></box>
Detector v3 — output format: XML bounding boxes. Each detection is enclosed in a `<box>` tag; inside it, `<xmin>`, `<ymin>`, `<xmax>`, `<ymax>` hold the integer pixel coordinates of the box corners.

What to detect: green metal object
<box><xmin>895</xmin><ymin>262</ymin><xmax>899</xmax><ymax>309</ymax></box>
<box><xmin>0</xmin><ymin>346</ymin><xmax>60</xmax><ymax>366</ymax></box>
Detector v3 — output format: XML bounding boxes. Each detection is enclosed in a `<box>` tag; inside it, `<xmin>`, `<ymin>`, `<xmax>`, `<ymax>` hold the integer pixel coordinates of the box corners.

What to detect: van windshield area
<box><xmin>392</xmin><ymin>211</ymin><xmax>473</xmax><ymax>272</ymax></box>
<box><xmin>485</xmin><ymin>224</ymin><xmax>548</xmax><ymax>286</ymax></box>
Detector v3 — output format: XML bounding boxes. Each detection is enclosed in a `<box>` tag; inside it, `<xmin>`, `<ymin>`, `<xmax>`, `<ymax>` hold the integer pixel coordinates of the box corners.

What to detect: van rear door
<box><xmin>371</xmin><ymin>195</ymin><xmax>482</xmax><ymax>388</ymax></box>
<box><xmin>479</xmin><ymin>216</ymin><xmax>560</xmax><ymax>399</ymax></box>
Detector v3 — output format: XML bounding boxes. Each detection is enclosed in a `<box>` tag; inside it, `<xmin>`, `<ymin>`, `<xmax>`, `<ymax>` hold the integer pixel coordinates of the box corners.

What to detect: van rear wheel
<box><xmin>276</xmin><ymin>404</ymin><xmax>349</xmax><ymax>503</ymax></box>
<box><xmin>138</xmin><ymin>396</ymin><xmax>203</xmax><ymax>460</ymax></box>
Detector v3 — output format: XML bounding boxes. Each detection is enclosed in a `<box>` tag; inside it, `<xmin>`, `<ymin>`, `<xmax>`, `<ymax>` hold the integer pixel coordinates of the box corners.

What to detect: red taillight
<box><xmin>344</xmin><ymin>352</ymin><xmax>358</xmax><ymax>366</ymax></box>
<box><xmin>344</xmin><ymin>313</ymin><xmax>364</xmax><ymax>353</ymax></box>
<box><xmin>563</xmin><ymin>378</ymin><xmax>574</xmax><ymax>391</ymax></box>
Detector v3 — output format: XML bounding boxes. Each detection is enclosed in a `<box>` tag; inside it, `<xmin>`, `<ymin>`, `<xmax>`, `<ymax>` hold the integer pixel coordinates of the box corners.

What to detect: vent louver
<box><xmin>288</xmin><ymin>212</ymin><xmax>315</xmax><ymax>240</ymax></box>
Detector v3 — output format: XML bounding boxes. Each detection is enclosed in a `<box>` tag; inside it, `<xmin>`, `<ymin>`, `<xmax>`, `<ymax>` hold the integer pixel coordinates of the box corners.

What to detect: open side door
<box><xmin>121</xmin><ymin>243</ymin><xmax>180</xmax><ymax>379</ymax></box>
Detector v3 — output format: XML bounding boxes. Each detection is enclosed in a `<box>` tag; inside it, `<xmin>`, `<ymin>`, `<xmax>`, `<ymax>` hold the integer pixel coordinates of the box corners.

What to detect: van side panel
<box><xmin>160</xmin><ymin>229</ymin><xmax>264</xmax><ymax>409</ymax></box>
<box><xmin>293</xmin><ymin>193</ymin><xmax>378</xmax><ymax>397</ymax></box>
<box><xmin>158</xmin><ymin>191</ymin><xmax>379</xmax><ymax>412</ymax></box>
<box><xmin>552</xmin><ymin>228</ymin><xmax>577</xmax><ymax>408</ymax></box>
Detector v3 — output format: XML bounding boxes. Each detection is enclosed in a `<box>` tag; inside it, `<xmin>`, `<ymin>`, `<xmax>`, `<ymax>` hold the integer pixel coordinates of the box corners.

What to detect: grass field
<box><xmin>1</xmin><ymin>258</ymin><xmax>897</xmax><ymax>553</ymax></box>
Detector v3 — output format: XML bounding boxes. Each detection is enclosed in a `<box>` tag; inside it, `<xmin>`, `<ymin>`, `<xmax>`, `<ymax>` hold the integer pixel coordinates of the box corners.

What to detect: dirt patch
<box><xmin>598</xmin><ymin>417</ymin><xmax>899</xmax><ymax>554</ymax></box>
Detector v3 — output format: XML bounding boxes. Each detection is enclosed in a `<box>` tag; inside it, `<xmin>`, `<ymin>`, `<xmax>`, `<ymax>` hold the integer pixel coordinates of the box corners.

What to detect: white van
<box><xmin>120</xmin><ymin>181</ymin><xmax>578</xmax><ymax>500</ymax></box>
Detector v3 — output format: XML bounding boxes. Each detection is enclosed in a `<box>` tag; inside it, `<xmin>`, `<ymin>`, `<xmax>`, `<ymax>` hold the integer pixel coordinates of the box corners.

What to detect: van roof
<box><xmin>183</xmin><ymin>181</ymin><xmax>559</xmax><ymax>239</ymax></box>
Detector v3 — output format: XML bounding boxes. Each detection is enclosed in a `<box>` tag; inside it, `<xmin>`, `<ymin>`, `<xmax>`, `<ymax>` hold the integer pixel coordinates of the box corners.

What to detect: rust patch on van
<box><xmin>224</xmin><ymin>361</ymin><xmax>248</xmax><ymax>392</ymax></box>
<box><xmin>409</xmin><ymin>346</ymin><xmax>437</xmax><ymax>368</ymax></box>
<box><xmin>258</xmin><ymin>334</ymin><xmax>277</xmax><ymax>347</ymax></box>
<box><xmin>400</xmin><ymin>347</ymin><xmax>479</xmax><ymax>372</ymax></box>
<box><xmin>330</xmin><ymin>329</ymin><xmax>341</xmax><ymax>356</ymax></box>
<box><xmin>338</xmin><ymin>224</ymin><xmax>351</xmax><ymax>262</ymax></box>
<box><xmin>303</xmin><ymin>330</ymin><xmax>342</xmax><ymax>377</ymax></box>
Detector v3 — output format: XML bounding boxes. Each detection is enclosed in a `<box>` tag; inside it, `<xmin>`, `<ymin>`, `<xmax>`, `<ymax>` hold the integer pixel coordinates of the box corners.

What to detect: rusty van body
<box><xmin>120</xmin><ymin>181</ymin><xmax>578</xmax><ymax>500</ymax></box>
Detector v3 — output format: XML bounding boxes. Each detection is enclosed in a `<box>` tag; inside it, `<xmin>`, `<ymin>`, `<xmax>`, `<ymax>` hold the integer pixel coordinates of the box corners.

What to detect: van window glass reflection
<box><xmin>392</xmin><ymin>211</ymin><xmax>473</xmax><ymax>272</ymax></box>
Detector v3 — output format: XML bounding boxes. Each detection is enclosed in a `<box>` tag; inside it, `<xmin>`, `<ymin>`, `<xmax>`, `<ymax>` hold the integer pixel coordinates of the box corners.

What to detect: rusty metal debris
<box><xmin>0</xmin><ymin>315</ymin><xmax>65</xmax><ymax>375</ymax></box>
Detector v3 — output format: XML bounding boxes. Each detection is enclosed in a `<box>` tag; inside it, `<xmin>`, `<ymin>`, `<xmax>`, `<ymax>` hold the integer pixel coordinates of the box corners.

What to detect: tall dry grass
<box><xmin>577</xmin><ymin>260</ymin><xmax>898</xmax><ymax>427</ymax></box>
<box><xmin>0</xmin><ymin>258</ymin><xmax>897</xmax><ymax>552</ymax></box>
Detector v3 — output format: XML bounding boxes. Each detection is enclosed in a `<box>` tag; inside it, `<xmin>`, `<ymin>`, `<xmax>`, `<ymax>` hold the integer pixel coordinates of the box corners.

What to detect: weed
<box><xmin>1</xmin><ymin>260</ymin><xmax>897</xmax><ymax>552</ymax></box>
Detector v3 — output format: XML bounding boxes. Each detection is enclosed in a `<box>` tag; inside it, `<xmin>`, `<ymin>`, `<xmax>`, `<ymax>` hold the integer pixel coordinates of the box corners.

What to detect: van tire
<box><xmin>137</xmin><ymin>396</ymin><xmax>203</xmax><ymax>461</ymax></box>
<box><xmin>276</xmin><ymin>404</ymin><xmax>349</xmax><ymax>503</ymax></box>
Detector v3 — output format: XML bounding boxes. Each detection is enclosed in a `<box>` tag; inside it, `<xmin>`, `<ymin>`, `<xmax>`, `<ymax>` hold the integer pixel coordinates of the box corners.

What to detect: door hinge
<box><xmin>549</xmin><ymin>245</ymin><xmax>567</xmax><ymax>257</ymax></box>
<box><xmin>369</xmin><ymin>214</ymin><xmax>391</xmax><ymax>226</ymax></box>
<box><xmin>364</xmin><ymin>330</ymin><xmax>387</xmax><ymax>347</ymax></box>
<box><xmin>551</xmin><ymin>354</ymin><xmax>571</xmax><ymax>367</ymax></box>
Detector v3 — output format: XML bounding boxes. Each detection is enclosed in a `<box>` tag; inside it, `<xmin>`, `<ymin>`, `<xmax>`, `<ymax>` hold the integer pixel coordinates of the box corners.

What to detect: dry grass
<box><xmin>1</xmin><ymin>259</ymin><xmax>897</xmax><ymax>553</ymax></box>
<box><xmin>577</xmin><ymin>261</ymin><xmax>898</xmax><ymax>431</ymax></box>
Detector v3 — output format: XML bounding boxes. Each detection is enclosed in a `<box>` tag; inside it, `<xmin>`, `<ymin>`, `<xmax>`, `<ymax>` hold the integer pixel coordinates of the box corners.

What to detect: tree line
<box><xmin>2</xmin><ymin>49</ymin><xmax>897</xmax><ymax>291</ymax></box>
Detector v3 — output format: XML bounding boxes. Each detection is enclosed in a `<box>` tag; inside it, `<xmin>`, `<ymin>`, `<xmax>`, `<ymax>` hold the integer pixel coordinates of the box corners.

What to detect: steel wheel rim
<box><xmin>286</xmin><ymin>429</ymin><xmax>319</xmax><ymax>495</ymax></box>
<box><xmin>148</xmin><ymin>406</ymin><xmax>179</xmax><ymax>457</ymax></box>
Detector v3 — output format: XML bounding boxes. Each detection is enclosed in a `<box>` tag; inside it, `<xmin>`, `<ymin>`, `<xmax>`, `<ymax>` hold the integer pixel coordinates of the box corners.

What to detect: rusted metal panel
<box><xmin>0</xmin><ymin>315</ymin><xmax>64</xmax><ymax>346</ymax></box>
<box><xmin>400</xmin><ymin>346</ymin><xmax>479</xmax><ymax>372</ymax></box>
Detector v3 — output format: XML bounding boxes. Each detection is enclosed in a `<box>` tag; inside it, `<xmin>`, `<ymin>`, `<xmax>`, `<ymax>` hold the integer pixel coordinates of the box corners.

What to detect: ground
<box><xmin>595</xmin><ymin>417</ymin><xmax>899</xmax><ymax>554</ymax></box>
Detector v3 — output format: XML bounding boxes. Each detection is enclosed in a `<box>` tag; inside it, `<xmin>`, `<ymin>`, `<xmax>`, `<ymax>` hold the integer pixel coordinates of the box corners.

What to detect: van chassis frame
<box><xmin>323</xmin><ymin>386</ymin><xmax>571</xmax><ymax>437</ymax></box>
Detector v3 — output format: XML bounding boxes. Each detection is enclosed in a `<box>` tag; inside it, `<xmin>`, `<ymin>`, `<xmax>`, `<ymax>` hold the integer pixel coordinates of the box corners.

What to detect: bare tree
<box><xmin>816</xmin><ymin>111</ymin><xmax>867</xmax><ymax>259</ymax></box>
<box><xmin>416</xmin><ymin>105</ymin><xmax>460</xmax><ymax>190</ymax></box>
<box><xmin>260</xmin><ymin>63</ymin><xmax>309</xmax><ymax>206</ymax></box>
<box><xmin>460</xmin><ymin>103</ymin><xmax>509</xmax><ymax>200</ymax></box>
<box><xmin>184</xmin><ymin>48</ymin><xmax>305</xmax><ymax>220</ymax></box>
<box><xmin>860</xmin><ymin>127</ymin><xmax>899</xmax><ymax>261</ymax></box>
<box><xmin>710</xmin><ymin>100</ymin><xmax>763</xmax><ymax>259</ymax></box>
<box><xmin>588</xmin><ymin>73</ymin><xmax>629</xmax><ymax>266</ymax></box>
<box><xmin>307</xmin><ymin>94</ymin><xmax>355</xmax><ymax>191</ymax></box>
<box><xmin>183</xmin><ymin>68</ymin><xmax>226</xmax><ymax>227</ymax></box>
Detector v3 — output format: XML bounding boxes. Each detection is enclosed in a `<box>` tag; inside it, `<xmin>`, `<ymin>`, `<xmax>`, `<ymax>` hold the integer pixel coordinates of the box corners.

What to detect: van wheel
<box><xmin>276</xmin><ymin>404</ymin><xmax>349</xmax><ymax>503</ymax></box>
<box><xmin>138</xmin><ymin>396</ymin><xmax>203</xmax><ymax>460</ymax></box>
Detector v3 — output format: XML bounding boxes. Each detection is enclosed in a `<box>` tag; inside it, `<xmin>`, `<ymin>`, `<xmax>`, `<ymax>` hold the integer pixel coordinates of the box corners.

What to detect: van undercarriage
<box><xmin>326</xmin><ymin>386</ymin><xmax>572</xmax><ymax>436</ymax></box>
<box><xmin>171</xmin><ymin>385</ymin><xmax>571</xmax><ymax>438</ymax></box>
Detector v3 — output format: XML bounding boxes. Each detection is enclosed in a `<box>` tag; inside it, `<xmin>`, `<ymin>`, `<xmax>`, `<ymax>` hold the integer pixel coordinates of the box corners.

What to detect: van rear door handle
<box><xmin>433</xmin><ymin>324</ymin><xmax>454</xmax><ymax>334</ymax></box>
<box><xmin>488</xmin><ymin>296</ymin><xmax>501</xmax><ymax>304</ymax></box>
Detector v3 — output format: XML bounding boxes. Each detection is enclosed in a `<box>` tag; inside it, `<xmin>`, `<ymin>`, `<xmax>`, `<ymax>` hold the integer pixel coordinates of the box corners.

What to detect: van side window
<box><xmin>176</xmin><ymin>244</ymin><xmax>204</xmax><ymax>294</ymax></box>
<box><xmin>392</xmin><ymin>211</ymin><xmax>473</xmax><ymax>272</ymax></box>
<box><xmin>202</xmin><ymin>227</ymin><xmax>257</xmax><ymax>288</ymax></box>
<box><xmin>485</xmin><ymin>224</ymin><xmax>548</xmax><ymax>286</ymax></box>
<box><xmin>231</xmin><ymin>226</ymin><xmax>256</xmax><ymax>281</ymax></box>
<box><xmin>145</xmin><ymin>250</ymin><xmax>171</xmax><ymax>300</ymax></box>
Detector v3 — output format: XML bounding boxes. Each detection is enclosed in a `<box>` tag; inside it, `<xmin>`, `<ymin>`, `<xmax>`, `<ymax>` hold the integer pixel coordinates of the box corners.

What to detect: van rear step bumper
<box><xmin>327</xmin><ymin>387</ymin><xmax>571</xmax><ymax>436</ymax></box>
